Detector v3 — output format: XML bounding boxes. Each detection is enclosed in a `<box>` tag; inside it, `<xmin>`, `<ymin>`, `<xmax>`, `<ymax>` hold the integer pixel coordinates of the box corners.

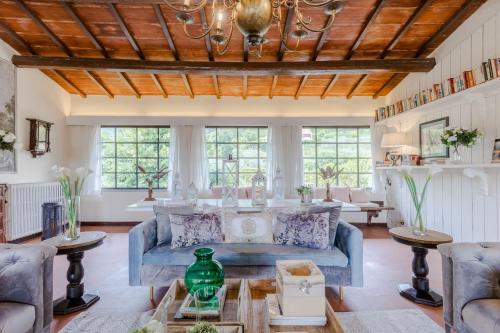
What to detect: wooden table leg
<box><xmin>366</xmin><ymin>211</ymin><xmax>379</xmax><ymax>226</ymax></box>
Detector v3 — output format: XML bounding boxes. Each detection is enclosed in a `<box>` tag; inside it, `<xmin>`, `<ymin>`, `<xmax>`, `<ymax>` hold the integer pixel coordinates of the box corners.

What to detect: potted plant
<box><xmin>296</xmin><ymin>185</ymin><xmax>313</xmax><ymax>204</ymax></box>
<box><xmin>188</xmin><ymin>322</ymin><xmax>219</xmax><ymax>333</ymax></box>
<box><xmin>440</xmin><ymin>128</ymin><xmax>482</xmax><ymax>163</ymax></box>
<box><xmin>319</xmin><ymin>165</ymin><xmax>343</xmax><ymax>202</ymax></box>
<box><xmin>137</xmin><ymin>165</ymin><xmax>170</xmax><ymax>201</ymax></box>
<box><xmin>51</xmin><ymin>165</ymin><xmax>93</xmax><ymax>241</ymax></box>
<box><xmin>399</xmin><ymin>166</ymin><xmax>442</xmax><ymax>236</ymax></box>
<box><xmin>0</xmin><ymin>130</ymin><xmax>15</xmax><ymax>152</ymax></box>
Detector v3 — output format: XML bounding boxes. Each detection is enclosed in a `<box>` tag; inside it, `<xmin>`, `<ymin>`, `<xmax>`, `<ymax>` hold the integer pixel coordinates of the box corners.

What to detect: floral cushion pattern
<box><xmin>169</xmin><ymin>213</ymin><xmax>224</xmax><ymax>249</ymax></box>
<box><xmin>274</xmin><ymin>212</ymin><xmax>331</xmax><ymax>250</ymax></box>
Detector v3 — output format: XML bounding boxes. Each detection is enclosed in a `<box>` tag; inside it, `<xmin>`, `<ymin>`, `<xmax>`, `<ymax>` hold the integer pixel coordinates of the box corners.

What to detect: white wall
<box><xmin>68</xmin><ymin>94</ymin><xmax>383</xmax><ymax>222</ymax></box>
<box><xmin>0</xmin><ymin>40</ymin><xmax>70</xmax><ymax>184</ymax></box>
<box><xmin>381</xmin><ymin>0</ymin><xmax>500</xmax><ymax>242</ymax></box>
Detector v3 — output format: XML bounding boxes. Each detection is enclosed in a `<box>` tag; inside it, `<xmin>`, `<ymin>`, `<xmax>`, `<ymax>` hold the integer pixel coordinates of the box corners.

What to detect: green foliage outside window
<box><xmin>101</xmin><ymin>127</ymin><xmax>170</xmax><ymax>189</ymax></box>
<box><xmin>206</xmin><ymin>127</ymin><xmax>267</xmax><ymax>187</ymax></box>
<box><xmin>302</xmin><ymin>127</ymin><xmax>372</xmax><ymax>188</ymax></box>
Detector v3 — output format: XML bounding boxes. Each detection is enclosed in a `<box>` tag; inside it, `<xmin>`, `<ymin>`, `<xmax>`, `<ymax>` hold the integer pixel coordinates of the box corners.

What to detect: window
<box><xmin>205</xmin><ymin>127</ymin><xmax>267</xmax><ymax>187</ymax></box>
<box><xmin>100</xmin><ymin>127</ymin><xmax>170</xmax><ymax>189</ymax></box>
<box><xmin>302</xmin><ymin>127</ymin><xmax>372</xmax><ymax>188</ymax></box>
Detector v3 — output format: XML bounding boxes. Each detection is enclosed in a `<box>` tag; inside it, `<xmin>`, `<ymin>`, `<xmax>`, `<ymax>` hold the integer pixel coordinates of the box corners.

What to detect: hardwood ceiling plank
<box><xmin>118</xmin><ymin>72</ymin><xmax>142</xmax><ymax>97</ymax></box>
<box><xmin>320</xmin><ymin>75</ymin><xmax>339</xmax><ymax>99</ymax></box>
<box><xmin>347</xmin><ymin>0</ymin><xmax>433</xmax><ymax>99</ymax></box>
<box><xmin>0</xmin><ymin>20</ymin><xmax>35</xmax><ymax>54</ymax></box>
<box><xmin>270</xmin><ymin>7</ymin><xmax>294</xmax><ymax>99</ymax></box>
<box><xmin>199</xmin><ymin>7</ymin><xmax>220</xmax><ymax>99</ymax></box>
<box><xmin>373</xmin><ymin>0</ymin><xmax>485</xmax><ymax>98</ymax></box>
<box><xmin>85</xmin><ymin>70</ymin><xmax>114</xmax><ymax>98</ymax></box>
<box><xmin>152</xmin><ymin>4</ymin><xmax>193</xmax><ymax>98</ymax></box>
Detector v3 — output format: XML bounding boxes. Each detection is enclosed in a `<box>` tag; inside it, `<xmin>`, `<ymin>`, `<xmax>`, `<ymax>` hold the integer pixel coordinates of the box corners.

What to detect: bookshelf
<box><xmin>375</xmin><ymin>73</ymin><xmax>500</xmax><ymax>127</ymax></box>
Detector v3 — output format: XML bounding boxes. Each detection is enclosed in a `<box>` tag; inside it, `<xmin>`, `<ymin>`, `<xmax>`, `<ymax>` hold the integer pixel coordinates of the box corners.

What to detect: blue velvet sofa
<box><xmin>129</xmin><ymin>217</ymin><xmax>363</xmax><ymax>288</ymax></box>
<box><xmin>0</xmin><ymin>244</ymin><xmax>57</xmax><ymax>333</ymax></box>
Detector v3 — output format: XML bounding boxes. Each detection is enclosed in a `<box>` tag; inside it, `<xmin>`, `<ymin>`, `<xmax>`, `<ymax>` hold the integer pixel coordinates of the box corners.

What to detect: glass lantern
<box><xmin>252</xmin><ymin>169</ymin><xmax>267</xmax><ymax>206</ymax></box>
<box><xmin>272</xmin><ymin>167</ymin><xmax>285</xmax><ymax>201</ymax></box>
<box><xmin>187</xmin><ymin>182</ymin><xmax>198</xmax><ymax>205</ymax></box>
<box><xmin>172</xmin><ymin>172</ymin><xmax>183</xmax><ymax>201</ymax></box>
<box><xmin>222</xmin><ymin>154</ymin><xmax>239</xmax><ymax>207</ymax></box>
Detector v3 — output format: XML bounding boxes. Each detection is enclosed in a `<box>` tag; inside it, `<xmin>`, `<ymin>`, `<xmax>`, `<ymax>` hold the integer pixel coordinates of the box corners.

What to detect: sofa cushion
<box><xmin>154</xmin><ymin>205</ymin><xmax>194</xmax><ymax>246</ymax></box>
<box><xmin>143</xmin><ymin>243</ymin><xmax>348</xmax><ymax>267</ymax></box>
<box><xmin>332</xmin><ymin>187</ymin><xmax>350</xmax><ymax>203</ymax></box>
<box><xmin>274</xmin><ymin>212</ymin><xmax>330</xmax><ymax>249</ymax></box>
<box><xmin>170</xmin><ymin>213</ymin><xmax>224</xmax><ymax>249</ymax></box>
<box><xmin>462</xmin><ymin>299</ymin><xmax>500</xmax><ymax>333</ymax></box>
<box><xmin>223</xmin><ymin>209</ymin><xmax>274</xmax><ymax>244</ymax></box>
<box><xmin>0</xmin><ymin>302</ymin><xmax>35</xmax><ymax>333</ymax></box>
<box><xmin>307</xmin><ymin>204</ymin><xmax>342</xmax><ymax>246</ymax></box>
<box><xmin>350</xmin><ymin>188</ymin><xmax>370</xmax><ymax>203</ymax></box>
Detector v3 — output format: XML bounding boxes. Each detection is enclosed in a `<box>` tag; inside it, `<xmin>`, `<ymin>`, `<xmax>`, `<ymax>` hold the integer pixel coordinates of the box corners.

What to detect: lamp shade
<box><xmin>381</xmin><ymin>132</ymin><xmax>406</xmax><ymax>148</ymax></box>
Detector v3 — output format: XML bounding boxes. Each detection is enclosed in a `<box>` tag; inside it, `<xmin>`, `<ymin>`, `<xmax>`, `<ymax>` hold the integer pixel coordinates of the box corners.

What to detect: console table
<box><xmin>44</xmin><ymin>231</ymin><xmax>106</xmax><ymax>315</ymax></box>
<box><xmin>390</xmin><ymin>227</ymin><xmax>452</xmax><ymax>307</ymax></box>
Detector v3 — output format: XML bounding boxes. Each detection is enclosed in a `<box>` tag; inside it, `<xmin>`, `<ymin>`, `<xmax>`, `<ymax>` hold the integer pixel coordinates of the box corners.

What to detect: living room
<box><xmin>0</xmin><ymin>0</ymin><xmax>498</xmax><ymax>332</ymax></box>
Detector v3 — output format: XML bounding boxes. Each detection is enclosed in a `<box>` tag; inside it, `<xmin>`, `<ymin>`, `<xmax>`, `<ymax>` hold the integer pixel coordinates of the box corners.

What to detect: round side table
<box><xmin>43</xmin><ymin>231</ymin><xmax>106</xmax><ymax>315</ymax></box>
<box><xmin>389</xmin><ymin>227</ymin><xmax>452</xmax><ymax>307</ymax></box>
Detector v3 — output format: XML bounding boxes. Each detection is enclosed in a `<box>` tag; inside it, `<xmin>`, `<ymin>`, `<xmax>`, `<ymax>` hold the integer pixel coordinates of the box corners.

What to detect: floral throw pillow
<box><xmin>169</xmin><ymin>213</ymin><xmax>224</xmax><ymax>249</ymax></box>
<box><xmin>274</xmin><ymin>212</ymin><xmax>331</xmax><ymax>250</ymax></box>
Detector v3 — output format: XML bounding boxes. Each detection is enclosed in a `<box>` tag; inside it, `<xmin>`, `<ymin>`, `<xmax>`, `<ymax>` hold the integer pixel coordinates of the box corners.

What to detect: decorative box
<box><xmin>276</xmin><ymin>260</ymin><xmax>326</xmax><ymax>317</ymax></box>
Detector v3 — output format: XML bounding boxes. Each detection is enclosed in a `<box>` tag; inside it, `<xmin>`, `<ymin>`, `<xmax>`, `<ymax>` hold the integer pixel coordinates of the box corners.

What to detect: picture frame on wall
<box><xmin>419</xmin><ymin>117</ymin><xmax>449</xmax><ymax>160</ymax></box>
<box><xmin>492</xmin><ymin>139</ymin><xmax>500</xmax><ymax>163</ymax></box>
<box><xmin>0</xmin><ymin>58</ymin><xmax>16</xmax><ymax>173</ymax></box>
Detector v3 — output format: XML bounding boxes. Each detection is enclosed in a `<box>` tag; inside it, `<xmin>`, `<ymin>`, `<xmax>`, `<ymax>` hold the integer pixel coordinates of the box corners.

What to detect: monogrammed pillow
<box><xmin>223</xmin><ymin>210</ymin><xmax>274</xmax><ymax>244</ymax></box>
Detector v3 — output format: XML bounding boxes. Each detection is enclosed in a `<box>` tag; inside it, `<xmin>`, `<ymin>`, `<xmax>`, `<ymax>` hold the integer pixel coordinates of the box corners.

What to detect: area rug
<box><xmin>60</xmin><ymin>309</ymin><xmax>443</xmax><ymax>333</ymax></box>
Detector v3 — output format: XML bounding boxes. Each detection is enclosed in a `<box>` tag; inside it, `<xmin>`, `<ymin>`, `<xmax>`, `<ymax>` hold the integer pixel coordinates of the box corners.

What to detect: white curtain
<box><xmin>168</xmin><ymin>125</ymin><xmax>209</xmax><ymax>195</ymax></box>
<box><xmin>83</xmin><ymin>125</ymin><xmax>101</xmax><ymax>196</ymax></box>
<box><xmin>267</xmin><ymin>125</ymin><xmax>303</xmax><ymax>198</ymax></box>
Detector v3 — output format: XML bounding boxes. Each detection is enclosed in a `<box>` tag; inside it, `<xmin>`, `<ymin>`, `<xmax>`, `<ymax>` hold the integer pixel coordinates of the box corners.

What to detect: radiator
<box><xmin>6</xmin><ymin>182</ymin><xmax>64</xmax><ymax>241</ymax></box>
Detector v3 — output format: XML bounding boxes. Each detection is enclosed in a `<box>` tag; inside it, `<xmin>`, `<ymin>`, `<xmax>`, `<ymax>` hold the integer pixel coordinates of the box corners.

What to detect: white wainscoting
<box><xmin>378</xmin><ymin>1</ymin><xmax>500</xmax><ymax>242</ymax></box>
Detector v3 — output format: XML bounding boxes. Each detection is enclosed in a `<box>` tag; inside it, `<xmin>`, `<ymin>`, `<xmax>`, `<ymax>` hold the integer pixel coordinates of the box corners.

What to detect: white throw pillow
<box><xmin>223</xmin><ymin>209</ymin><xmax>274</xmax><ymax>243</ymax></box>
<box><xmin>350</xmin><ymin>188</ymin><xmax>370</xmax><ymax>203</ymax></box>
<box><xmin>332</xmin><ymin>186</ymin><xmax>351</xmax><ymax>203</ymax></box>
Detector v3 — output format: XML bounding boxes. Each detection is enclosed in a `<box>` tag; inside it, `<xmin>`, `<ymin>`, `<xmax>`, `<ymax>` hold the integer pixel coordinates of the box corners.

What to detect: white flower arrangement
<box><xmin>0</xmin><ymin>130</ymin><xmax>16</xmax><ymax>151</ymax></box>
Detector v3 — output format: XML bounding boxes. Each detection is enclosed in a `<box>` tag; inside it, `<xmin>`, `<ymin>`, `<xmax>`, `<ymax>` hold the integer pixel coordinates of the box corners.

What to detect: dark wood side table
<box><xmin>389</xmin><ymin>227</ymin><xmax>452</xmax><ymax>307</ymax></box>
<box><xmin>43</xmin><ymin>231</ymin><xmax>106</xmax><ymax>315</ymax></box>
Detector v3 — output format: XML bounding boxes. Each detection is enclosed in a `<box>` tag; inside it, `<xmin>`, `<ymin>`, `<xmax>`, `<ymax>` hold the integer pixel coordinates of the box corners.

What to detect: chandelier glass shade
<box><xmin>163</xmin><ymin>0</ymin><xmax>345</xmax><ymax>56</ymax></box>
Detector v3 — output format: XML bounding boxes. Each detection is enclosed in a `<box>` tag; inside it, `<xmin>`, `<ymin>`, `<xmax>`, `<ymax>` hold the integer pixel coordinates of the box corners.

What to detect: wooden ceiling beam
<box><xmin>12</xmin><ymin>56</ymin><xmax>437</xmax><ymax>75</ymax></box>
<box><xmin>322</xmin><ymin>0</ymin><xmax>386</xmax><ymax>99</ymax></box>
<box><xmin>152</xmin><ymin>4</ymin><xmax>193</xmax><ymax>98</ymax></box>
<box><xmin>110</xmin><ymin>3</ymin><xmax>168</xmax><ymax>98</ymax></box>
<box><xmin>199</xmin><ymin>7</ymin><xmax>220</xmax><ymax>99</ymax></box>
<box><xmin>347</xmin><ymin>0</ymin><xmax>433</xmax><ymax>99</ymax></box>
<box><xmin>270</xmin><ymin>7</ymin><xmax>294</xmax><ymax>99</ymax></box>
<box><xmin>61</xmin><ymin>1</ymin><xmax>140</xmax><ymax>98</ymax></box>
<box><xmin>372</xmin><ymin>0</ymin><xmax>485</xmax><ymax>99</ymax></box>
<box><xmin>294</xmin><ymin>14</ymin><xmax>335</xmax><ymax>99</ymax></box>
<box><xmin>243</xmin><ymin>39</ymin><xmax>249</xmax><ymax>100</ymax></box>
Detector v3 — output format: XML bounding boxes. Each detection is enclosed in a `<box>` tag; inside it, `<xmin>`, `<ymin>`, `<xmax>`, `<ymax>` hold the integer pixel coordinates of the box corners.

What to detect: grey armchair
<box><xmin>438</xmin><ymin>242</ymin><xmax>500</xmax><ymax>333</ymax></box>
<box><xmin>0</xmin><ymin>244</ymin><xmax>57</xmax><ymax>333</ymax></box>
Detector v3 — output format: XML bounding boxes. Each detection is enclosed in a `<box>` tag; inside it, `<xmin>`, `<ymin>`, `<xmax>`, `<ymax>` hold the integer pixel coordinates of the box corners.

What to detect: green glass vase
<box><xmin>185</xmin><ymin>248</ymin><xmax>224</xmax><ymax>295</ymax></box>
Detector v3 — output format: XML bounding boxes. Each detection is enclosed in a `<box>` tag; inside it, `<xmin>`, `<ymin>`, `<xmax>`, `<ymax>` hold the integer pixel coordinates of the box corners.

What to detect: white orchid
<box><xmin>448</xmin><ymin>135</ymin><xmax>457</xmax><ymax>142</ymax></box>
<box><xmin>427</xmin><ymin>166</ymin><xmax>443</xmax><ymax>178</ymax></box>
<box><xmin>0</xmin><ymin>130</ymin><xmax>15</xmax><ymax>151</ymax></box>
<box><xmin>0</xmin><ymin>130</ymin><xmax>5</xmax><ymax>137</ymax></box>
<box><xmin>398</xmin><ymin>165</ymin><xmax>412</xmax><ymax>178</ymax></box>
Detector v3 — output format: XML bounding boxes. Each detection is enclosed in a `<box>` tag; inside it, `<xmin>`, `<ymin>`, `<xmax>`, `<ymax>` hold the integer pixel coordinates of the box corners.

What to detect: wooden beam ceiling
<box><xmin>12</xmin><ymin>56</ymin><xmax>436</xmax><ymax>75</ymax></box>
<box><xmin>269</xmin><ymin>7</ymin><xmax>294</xmax><ymax>99</ymax></box>
<box><xmin>346</xmin><ymin>0</ymin><xmax>433</xmax><ymax>99</ymax></box>
<box><xmin>60</xmin><ymin>1</ymin><xmax>141</xmax><ymax>98</ymax></box>
<box><xmin>199</xmin><ymin>7</ymin><xmax>220</xmax><ymax>99</ymax></box>
<box><xmin>372</xmin><ymin>0</ymin><xmax>486</xmax><ymax>99</ymax></box>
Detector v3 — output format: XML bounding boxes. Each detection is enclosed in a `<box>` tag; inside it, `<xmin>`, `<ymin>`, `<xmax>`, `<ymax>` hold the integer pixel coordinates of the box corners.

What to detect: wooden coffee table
<box><xmin>43</xmin><ymin>231</ymin><xmax>106</xmax><ymax>315</ymax></box>
<box><xmin>152</xmin><ymin>279</ymin><xmax>344</xmax><ymax>333</ymax></box>
<box><xmin>389</xmin><ymin>227</ymin><xmax>452</xmax><ymax>307</ymax></box>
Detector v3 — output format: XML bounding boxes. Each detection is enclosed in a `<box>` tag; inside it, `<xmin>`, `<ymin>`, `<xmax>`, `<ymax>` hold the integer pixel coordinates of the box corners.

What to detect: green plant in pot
<box><xmin>188</xmin><ymin>322</ymin><xmax>219</xmax><ymax>333</ymax></box>
<box><xmin>296</xmin><ymin>185</ymin><xmax>313</xmax><ymax>204</ymax></box>
<box><xmin>440</xmin><ymin>127</ymin><xmax>482</xmax><ymax>163</ymax></box>
<box><xmin>185</xmin><ymin>248</ymin><xmax>224</xmax><ymax>295</ymax></box>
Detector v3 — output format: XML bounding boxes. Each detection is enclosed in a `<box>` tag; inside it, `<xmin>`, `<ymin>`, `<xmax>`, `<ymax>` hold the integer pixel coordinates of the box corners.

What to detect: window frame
<box><xmin>302</xmin><ymin>126</ymin><xmax>372</xmax><ymax>188</ymax></box>
<box><xmin>205</xmin><ymin>126</ymin><xmax>268</xmax><ymax>187</ymax></box>
<box><xmin>100</xmin><ymin>125</ymin><xmax>171</xmax><ymax>190</ymax></box>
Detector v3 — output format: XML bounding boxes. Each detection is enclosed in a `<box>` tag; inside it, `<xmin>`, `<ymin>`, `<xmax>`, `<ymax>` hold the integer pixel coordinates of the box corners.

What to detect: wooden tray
<box><xmin>151</xmin><ymin>279</ymin><xmax>344</xmax><ymax>333</ymax></box>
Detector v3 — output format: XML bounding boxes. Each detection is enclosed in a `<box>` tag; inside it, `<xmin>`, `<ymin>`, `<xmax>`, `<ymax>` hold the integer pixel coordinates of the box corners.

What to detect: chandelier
<box><xmin>163</xmin><ymin>0</ymin><xmax>345</xmax><ymax>57</ymax></box>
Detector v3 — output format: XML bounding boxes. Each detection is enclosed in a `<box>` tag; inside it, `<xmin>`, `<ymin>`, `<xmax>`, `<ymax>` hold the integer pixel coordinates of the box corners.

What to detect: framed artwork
<box><xmin>419</xmin><ymin>117</ymin><xmax>449</xmax><ymax>160</ymax></box>
<box><xmin>0</xmin><ymin>58</ymin><xmax>16</xmax><ymax>173</ymax></box>
<box><xmin>492</xmin><ymin>139</ymin><xmax>500</xmax><ymax>163</ymax></box>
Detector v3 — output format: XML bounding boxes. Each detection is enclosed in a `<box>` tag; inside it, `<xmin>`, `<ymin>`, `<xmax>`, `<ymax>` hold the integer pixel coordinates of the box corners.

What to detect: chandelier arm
<box><xmin>301</xmin><ymin>0</ymin><xmax>337</xmax><ymax>7</ymax></box>
<box><xmin>215</xmin><ymin>15</ymin><xmax>236</xmax><ymax>55</ymax></box>
<box><xmin>296</xmin><ymin>12</ymin><xmax>335</xmax><ymax>33</ymax></box>
<box><xmin>162</xmin><ymin>0</ymin><xmax>208</xmax><ymax>13</ymax></box>
<box><xmin>181</xmin><ymin>5</ymin><xmax>217</xmax><ymax>39</ymax></box>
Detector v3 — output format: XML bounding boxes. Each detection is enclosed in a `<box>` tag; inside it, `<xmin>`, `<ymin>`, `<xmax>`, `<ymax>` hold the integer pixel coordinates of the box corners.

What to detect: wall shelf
<box><xmin>376</xmin><ymin>163</ymin><xmax>500</xmax><ymax>170</ymax></box>
<box><xmin>375</xmin><ymin>77</ymin><xmax>500</xmax><ymax>127</ymax></box>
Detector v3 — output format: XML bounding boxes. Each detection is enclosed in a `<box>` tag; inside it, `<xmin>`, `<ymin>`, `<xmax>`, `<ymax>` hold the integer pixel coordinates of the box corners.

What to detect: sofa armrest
<box><xmin>129</xmin><ymin>217</ymin><xmax>158</xmax><ymax>286</ymax></box>
<box><xmin>438</xmin><ymin>242</ymin><xmax>500</xmax><ymax>331</ymax></box>
<box><xmin>334</xmin><ymin>220</ymin><xmax>363</xmax><ymax>287</ymax></box>
<box><xmin>0</xmin><ymin>244</ymin><xmax>56</xmax><ymax>333</ymax></box>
